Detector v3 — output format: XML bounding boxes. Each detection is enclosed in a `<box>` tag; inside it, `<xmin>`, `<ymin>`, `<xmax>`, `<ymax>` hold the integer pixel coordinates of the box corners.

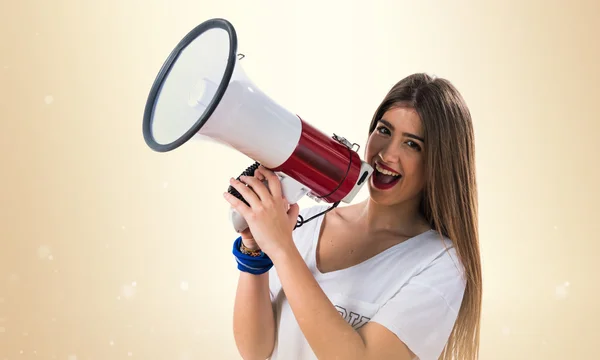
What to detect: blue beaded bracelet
<box><xmin>232</xmin><ymin>236</ymin><xmax>273</xmax><ymax>275</ymax></box>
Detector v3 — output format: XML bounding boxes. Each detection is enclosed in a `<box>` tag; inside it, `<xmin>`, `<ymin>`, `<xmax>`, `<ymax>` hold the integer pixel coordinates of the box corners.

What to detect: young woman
<box><xmin>224</xmin><ymin>73</ymin><xmax>482</xmax><ymax>360</ymax></box>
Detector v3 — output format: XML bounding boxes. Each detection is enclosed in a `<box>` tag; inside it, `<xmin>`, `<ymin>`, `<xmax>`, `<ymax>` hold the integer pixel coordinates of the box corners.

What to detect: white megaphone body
<box><xmin>142</xmin><ymin>18</ymin><xmax>374</xmax><ymax>233</ymax></box>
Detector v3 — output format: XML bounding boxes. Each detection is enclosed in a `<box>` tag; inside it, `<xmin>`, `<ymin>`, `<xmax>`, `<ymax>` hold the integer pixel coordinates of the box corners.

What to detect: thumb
<box><xmin>287</xmin><ymin>203</ymin><xmax>300</xmax><ymax>223</ymax></box>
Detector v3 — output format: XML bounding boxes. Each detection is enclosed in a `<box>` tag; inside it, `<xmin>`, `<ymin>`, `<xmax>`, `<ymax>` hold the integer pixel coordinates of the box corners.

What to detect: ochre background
<box><xmin>1</xmin><ymin>0</ymin><xmax>599</xmax><ymax>359</ymax></box>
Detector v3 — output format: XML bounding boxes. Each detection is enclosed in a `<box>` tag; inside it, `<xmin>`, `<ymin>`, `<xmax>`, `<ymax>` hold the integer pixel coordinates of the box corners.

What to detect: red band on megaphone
<box><xmin>271</xmin><ymin>117</ymin><xmax>363</xmax><ymax>203</ymax></box>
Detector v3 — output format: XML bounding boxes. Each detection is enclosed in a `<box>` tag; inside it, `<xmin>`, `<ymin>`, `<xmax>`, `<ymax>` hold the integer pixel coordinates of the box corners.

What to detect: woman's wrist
<box><xmin>232</xmin><ymin>237</ymin><xmax>273</xmax><ymax>275</ymax></box>
<box><xmin>241</xmin><ymin>238</ymin><xmax>260</xmax><ymax>251</ymax></box>
<box><xmin>264</xmin><ymin>235</ymin><xmax>296</xmax><ymax>263</ymax></box>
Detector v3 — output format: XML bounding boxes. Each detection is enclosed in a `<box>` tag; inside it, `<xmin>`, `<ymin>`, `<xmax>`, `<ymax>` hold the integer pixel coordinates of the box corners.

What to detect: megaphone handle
<box><xmin>230</xmin><ymin>208</ymin><xmax>250</xmax><ymax>233</ymax></box>
<box><xmin>227</xmin><ymin>162</ymin><xmax>311</xmax><ymax>233</ymax></box>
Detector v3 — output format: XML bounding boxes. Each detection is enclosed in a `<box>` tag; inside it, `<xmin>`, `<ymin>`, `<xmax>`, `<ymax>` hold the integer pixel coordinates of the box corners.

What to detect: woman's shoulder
<box><xmin>409</xmin><ymin>230</ymin><xmax>467</xmax><ymax>286</ymax></box>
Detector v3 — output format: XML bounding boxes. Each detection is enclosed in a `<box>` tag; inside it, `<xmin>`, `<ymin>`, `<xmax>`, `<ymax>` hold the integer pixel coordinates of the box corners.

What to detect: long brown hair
<box><xmin>368</xmin><ymin>73</ymin><xmax>482</xmax><ymax>359</ymax></box>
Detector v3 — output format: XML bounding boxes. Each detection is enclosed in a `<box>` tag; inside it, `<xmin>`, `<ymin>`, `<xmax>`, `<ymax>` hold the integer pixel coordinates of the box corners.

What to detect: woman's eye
<box><xmin>406</xmin><ymin>140</ymin><xmax>422</xmax><ymax>151</ymax></box>
<box><xmin>376</xmin><ymin>126</ymin><xmax>390</xmax><ymax>135</ymax></box>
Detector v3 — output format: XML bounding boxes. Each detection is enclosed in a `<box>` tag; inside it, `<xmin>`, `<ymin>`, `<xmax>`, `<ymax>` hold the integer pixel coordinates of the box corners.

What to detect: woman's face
<box><xmin>364</xmin><ymin>106</ymin><xmax>427</xmax><ymax>206</ymax></box>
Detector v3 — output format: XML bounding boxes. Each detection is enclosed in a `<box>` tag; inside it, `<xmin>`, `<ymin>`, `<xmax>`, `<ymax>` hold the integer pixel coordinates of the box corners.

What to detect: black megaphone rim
<box><xmin>142</xmin><ymin>18</ymin><xmax>238</xmax><ymax>152</ymax></box>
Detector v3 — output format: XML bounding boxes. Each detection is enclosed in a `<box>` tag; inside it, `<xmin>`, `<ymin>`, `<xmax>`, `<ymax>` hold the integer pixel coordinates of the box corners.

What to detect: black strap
<box><xmin>294</xmin><ymin>201</ymin><xmax>340</xmax><ymax>230</ymax></box>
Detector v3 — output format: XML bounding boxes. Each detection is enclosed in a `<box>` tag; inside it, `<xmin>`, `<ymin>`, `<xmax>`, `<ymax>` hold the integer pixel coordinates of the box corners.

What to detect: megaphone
<box><xmin>142</xmin><ymin>18</ymin><xmax>374</xmax><ymax>233</ymax></box>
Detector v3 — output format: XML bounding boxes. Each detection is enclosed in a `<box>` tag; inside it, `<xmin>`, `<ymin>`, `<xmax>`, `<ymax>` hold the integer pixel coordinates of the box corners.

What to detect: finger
<box><xmin>239</xmin><ymin>175</ymin><xmax>272</xmax><ymax>201</ymax></box>
<box><xmin>254</xmin><ymin>170</ymin><xmax>265</xmax><ymax>181</ymax></box>
<box><xmin>229</xmin><ymin>177</ymin><xmax>261</xmax><ymax>208</ymax></box>
<box><xmin>287</xmin><ymin>203</ymin><xmax>300</xmax><ymax>225</ymax></box>
<box><xmin>256</xmin><ymin>166</ymin><xmax>283</xmax><ymax>199</ymax></box>
<box><xmin>223</xmin><ymin>191</ymin><xmax>252</xmax><ymax>219</ymax></box>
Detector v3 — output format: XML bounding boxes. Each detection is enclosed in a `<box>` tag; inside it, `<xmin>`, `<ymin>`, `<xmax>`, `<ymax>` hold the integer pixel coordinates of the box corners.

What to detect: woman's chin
<box><xmin>367</xmin><ymin>184</ymin><xmax>396</xmax><ymax>205</ymax></box>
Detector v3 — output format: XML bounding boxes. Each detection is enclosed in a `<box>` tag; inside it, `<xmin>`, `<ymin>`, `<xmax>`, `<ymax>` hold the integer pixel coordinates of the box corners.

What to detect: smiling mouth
<box><xmin>372</xmin><ymin>162</ymin><xmax>402</xmax><ymax>190</ymax></box>
<box><xmin>375</xmin><ymin>163</ymin><xmax>400</xmax><ymax>176</ymax></box>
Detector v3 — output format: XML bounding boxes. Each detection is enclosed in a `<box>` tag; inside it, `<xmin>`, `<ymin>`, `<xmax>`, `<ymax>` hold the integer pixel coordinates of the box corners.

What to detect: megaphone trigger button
<box><xmin>357</xmin><ymin>171</ymin><xmax>369</xmax><ymax>186</ymax></box>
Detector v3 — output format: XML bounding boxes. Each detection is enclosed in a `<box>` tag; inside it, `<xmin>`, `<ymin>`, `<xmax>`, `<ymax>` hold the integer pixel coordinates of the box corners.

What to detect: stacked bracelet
<box><xmin>232</xmin><ymin>236</ymin><xmax>273</xmax><ymax>275</ymax></box>
<box><xmin>240</xmin><ymin>241</ymin><xmax>262</xmax><ymax>257</ymax></box>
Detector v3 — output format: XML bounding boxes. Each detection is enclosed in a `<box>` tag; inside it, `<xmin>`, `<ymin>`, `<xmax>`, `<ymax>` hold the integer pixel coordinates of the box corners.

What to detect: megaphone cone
<box><xmin>143</xmin><ymin>18</ymin><xmax>374</xmax><ymax>232</ymax></box>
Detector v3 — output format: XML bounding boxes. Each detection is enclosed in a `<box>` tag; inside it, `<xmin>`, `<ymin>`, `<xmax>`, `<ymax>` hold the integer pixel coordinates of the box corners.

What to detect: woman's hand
<box><xmin>223</xmin><ymin>166</ymin><xmax>300</xmax><ymax>258</ymax></box>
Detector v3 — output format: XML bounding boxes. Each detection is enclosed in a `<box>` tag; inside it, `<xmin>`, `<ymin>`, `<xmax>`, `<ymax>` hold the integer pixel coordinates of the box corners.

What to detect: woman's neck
<box><xmin>352</xmin><ymin>197</ymin><xmax>429</xmax><ymax>237</ymax></box>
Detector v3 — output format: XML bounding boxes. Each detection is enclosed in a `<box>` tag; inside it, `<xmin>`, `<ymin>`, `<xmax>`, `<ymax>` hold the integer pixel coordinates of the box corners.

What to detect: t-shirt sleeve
<box><xmin>369</xmin><ymin>249</ymin><xmax>466</xmax><ymax>360</ymax></box>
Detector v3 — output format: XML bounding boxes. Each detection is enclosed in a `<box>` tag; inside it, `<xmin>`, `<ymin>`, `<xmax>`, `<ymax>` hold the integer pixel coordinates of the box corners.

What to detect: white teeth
<box><xmin>375</xmin><ymin>164</ymin><xmax>400</xmax><ymax>177</ymax></box>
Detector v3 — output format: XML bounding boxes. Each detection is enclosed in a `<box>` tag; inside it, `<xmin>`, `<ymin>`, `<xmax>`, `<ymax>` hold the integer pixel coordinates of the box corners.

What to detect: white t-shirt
<box><xmin>268</xmin><ymin>204</ymin><xmax>466</xmax><ymax>360</ymax></box>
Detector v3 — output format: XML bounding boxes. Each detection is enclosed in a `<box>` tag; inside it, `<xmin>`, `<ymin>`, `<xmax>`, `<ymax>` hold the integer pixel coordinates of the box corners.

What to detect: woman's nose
<box><xmin>378</xmin><ymin>146</ymin><xmax>401</xmax><ymax>163</ymax></box>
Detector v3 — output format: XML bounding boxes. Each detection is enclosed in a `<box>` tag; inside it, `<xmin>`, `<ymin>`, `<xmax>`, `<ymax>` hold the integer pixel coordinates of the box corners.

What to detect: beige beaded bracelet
<box><xmin>240</xmin><ymin>242</ymin><xmax>262</xmax><ymax>257</ymax></box>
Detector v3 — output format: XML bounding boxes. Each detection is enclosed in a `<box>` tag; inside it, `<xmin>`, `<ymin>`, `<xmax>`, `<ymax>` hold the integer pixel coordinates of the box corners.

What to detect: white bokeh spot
<box><xmin>121</xmin><ymin>284</ymin><xmax>136</xmax><ymax>299</ymax></box>
<box><xmin>37</xmin><ymin>245</ymin><xmax>52</xmax><ymax>260</ymax></box>
<box><xmin>555</xmin><ymin>281</ymin><xmax>570</xmax><ymax>300</ymax></box>
<box><xmin>44</xmin><ymin>95</ymin><xmax>54</xmax><ymax>104</ymax></box>
<box><xmin>180</xmin><ymin>281</ymin><xmax>189</xmax><ymax>291</ymax></box>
